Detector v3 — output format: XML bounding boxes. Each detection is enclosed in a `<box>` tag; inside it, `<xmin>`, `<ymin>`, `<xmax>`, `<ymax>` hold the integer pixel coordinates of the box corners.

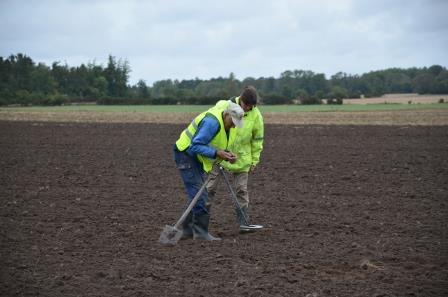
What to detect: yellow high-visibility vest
<box><xmin>175</xmin><ymin>106</ymin><xmax>228</xmax><ymax>173</ymax></box>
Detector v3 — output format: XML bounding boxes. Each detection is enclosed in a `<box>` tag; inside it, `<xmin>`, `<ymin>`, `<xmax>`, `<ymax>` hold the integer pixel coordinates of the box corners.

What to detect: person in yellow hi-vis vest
<box><xmin>174</xmin><ymin>102</ymin><xmax>244</xmax><ymax>241</ymax></box>
<box><xmin>206</xmin><ymin>86</ymin><xmax>264</xmax><ymax>232</ymax></box>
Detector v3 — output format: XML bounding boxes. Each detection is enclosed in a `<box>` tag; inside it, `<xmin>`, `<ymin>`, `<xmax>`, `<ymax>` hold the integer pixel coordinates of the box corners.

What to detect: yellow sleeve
<box><xmin>251</xmin><ymin>110</ymin><xmax>264</xmax><ymax>165</ymax></box>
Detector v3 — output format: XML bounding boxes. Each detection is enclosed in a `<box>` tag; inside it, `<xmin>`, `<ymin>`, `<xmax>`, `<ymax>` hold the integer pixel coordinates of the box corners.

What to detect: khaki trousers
<box><xmin>206</xmin><ymin>165</ymin><xmax>249</xmax><ymax>209</ymax></box>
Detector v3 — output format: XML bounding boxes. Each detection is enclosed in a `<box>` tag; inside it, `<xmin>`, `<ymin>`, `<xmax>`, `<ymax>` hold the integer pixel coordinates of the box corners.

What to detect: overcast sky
<box><xmin>1</xmin><ymin>0</ymin><xmax>447</xmax><ymax>85</ymax></box>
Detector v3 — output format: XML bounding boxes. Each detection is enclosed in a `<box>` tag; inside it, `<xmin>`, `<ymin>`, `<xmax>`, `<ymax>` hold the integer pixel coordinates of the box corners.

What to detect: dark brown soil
<box><xmin>1</xmin><ymin>121</ymin><xmax>447</xmax><ymax>297</ymax></box>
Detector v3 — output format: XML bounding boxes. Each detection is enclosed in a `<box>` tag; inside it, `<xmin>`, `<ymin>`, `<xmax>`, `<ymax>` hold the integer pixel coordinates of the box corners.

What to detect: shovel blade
<box><xmin>159</xmin><ymin>225</ymin><xmax>183</xmax><ymax>246</ymax></box>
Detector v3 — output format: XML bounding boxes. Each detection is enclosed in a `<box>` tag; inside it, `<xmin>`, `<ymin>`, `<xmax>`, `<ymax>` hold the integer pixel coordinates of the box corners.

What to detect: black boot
<box><xmin>193</xmin><ymin>213</ymin><xmax>221</xmax><ymax>241</ymax></box>
<box><xmin>181</xmin><ymin>212</ymin><xmax>194</xmax><ymax>240</ymax></box>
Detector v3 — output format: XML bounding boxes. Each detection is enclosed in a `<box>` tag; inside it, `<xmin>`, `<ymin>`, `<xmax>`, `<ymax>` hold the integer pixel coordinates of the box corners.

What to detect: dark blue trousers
<box><xmin>174</xmin><ymin>147</ymin><xmax>209</xmax><ymax>215</ymax></box>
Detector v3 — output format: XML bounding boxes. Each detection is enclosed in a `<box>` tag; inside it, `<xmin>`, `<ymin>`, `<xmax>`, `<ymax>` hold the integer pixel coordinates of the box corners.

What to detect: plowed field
<box><xmin>1</xmin><ymin>121</ymin><xmax>447</xmax><ymax>296</ymax></box>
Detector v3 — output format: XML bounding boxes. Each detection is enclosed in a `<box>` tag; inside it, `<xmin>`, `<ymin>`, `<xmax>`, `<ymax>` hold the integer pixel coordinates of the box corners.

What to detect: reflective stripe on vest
<box><xmin>184</xmin><ymin>119</ymin><xmax>198</xmax><ymax>140</ymax></box>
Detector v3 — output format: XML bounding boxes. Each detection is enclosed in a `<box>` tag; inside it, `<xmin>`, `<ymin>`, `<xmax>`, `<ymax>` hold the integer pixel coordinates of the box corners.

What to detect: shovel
<box><xmin>218</xmin><ymin>166</ymin><xmax>263</xmax><ymax>231</ymax></box>
<box><xmin>159</xmin><ymin>175</ymin><xmax>212</xmax><ymax>246</ymax></box>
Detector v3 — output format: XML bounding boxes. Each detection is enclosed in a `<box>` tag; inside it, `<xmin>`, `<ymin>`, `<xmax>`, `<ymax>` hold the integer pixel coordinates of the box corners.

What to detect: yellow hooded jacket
<box><xmin>215</xmin><ymin>97</ymin><xmax>264</xmax><ymax>173</ymax></box>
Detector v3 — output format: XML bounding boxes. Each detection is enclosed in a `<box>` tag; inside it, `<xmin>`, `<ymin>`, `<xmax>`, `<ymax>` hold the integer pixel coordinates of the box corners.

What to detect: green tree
<box><xmin>428</xmin><ymin>65</ymin><xmax>443</xmax><ymax>77</ymax></box>
<box><xmin>315</xmin><ymin>90</ymin><xmax>325</xmax><ymax>100</ymax></box>
<box><xmin>226</xmin><ymin>72</ymin><xmax>240</xmax><ymax>96</ymax></box>
<box><xmin>412</xmin><ymin>73</ymin><xmax>434</xmax><ymax>94</ymax></box>
<box><xmin>31</xmin><ymin>63</ymin><xmax>57</xmax><ymax>95</ymax></box>
<box><xmin>279</xmin><ymin>70</ymin><xmax>294</xmax><ymax>98</ymax></box>
<box><xmin>384</xmin><ymin>71</ymin><xmax>412</xmax><ymax>93</ymax></box>
<box><xmin>104</xmin><ymin>55</ymin><xmax>130</xmax><ymax>97</ymax></box>
<box><xmin>152</xmin><ymin>79</ymin><xmax>177</xmax><ymax>98</ymax></box>
<box><xmin>360</xmin><ymin>72</ymin><xmax>385</xmax><ymax>97</ymax></box>
<box><xmin>12</xmin><ymin>53</ymin><xmax>35</xmax><ymax>92</ymax></box>
<box><xmin>433</xmin><ymin>70</ymin><xmax>448</xmax><ymax>94</ymax></box>
<box><xmin>51</xmin><ymin>62</ymin><xmax>71</xmax><ymax>95</ymax></box>
<box><xmin>136</xmin><ymin>79</ymin><xmax>150</xmax><ymax>98</ymax></box>
<box><xmin>327</xmin><ymin>86</ymin><xmax>347</xmax><ymax>104</ymax></box>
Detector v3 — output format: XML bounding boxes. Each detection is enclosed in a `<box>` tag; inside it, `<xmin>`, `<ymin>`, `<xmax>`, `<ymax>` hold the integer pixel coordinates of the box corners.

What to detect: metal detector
<box><xmin>218</xmin><ymin>166</ymin><xmax>263</xmax><ymax>232</ymax></box>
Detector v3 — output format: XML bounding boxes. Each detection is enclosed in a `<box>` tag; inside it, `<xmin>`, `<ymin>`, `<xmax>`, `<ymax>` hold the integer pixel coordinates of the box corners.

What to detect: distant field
<box><xmin>1</xmin><ymin>105</ymin><xmax>210</xmax><ymax>113</ymax></box>
<box><xmin>2</xmin><ymin>102</ymin><xmax>448</xmax><ymax>113</ymax></box>
<box><xmin>343</xmin><ymin>94</ymin><xmax>448</xmax><ymax>104</ymax></box>
<box><xmin>1</xmin><ymin>94</ymin><xmax>448</xmax><ymax>125</ymax></box>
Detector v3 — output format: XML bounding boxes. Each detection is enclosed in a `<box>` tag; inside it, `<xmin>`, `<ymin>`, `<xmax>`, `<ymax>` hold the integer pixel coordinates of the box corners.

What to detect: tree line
<box><xmin>0</xmin><ymin>53</ymin><xmax>447</xmax><ymax>106</ymax></box>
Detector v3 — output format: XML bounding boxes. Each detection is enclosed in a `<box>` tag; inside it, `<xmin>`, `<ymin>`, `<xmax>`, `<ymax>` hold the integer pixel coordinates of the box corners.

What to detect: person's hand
<box><xmin>216</xmin><ymin>150</ymin><xmax>237</xmax><ymax>163</ymax></box>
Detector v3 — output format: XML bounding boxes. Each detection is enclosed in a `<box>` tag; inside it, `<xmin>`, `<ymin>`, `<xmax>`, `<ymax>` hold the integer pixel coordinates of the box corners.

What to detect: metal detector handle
<box><xmin>218</xmin><ymin>166</ymin><xmax>250</xmax><ymax>225</ymax></box>
<box><xmin>173</xmin><ymin>175</ymin><xmax>211</xmax><ymax>229</ymax></box>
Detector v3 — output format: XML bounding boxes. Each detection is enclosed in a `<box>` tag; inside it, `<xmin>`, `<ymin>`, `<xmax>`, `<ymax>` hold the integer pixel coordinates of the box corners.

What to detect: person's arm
<box><xmin>250</xmin><ymin>111</ymin><xmax>264</xmax><ymax>171</ymax></box>
<box><xmin>188</xmin><ymin>116</ymin><xmax>220</xmax><ymax>159</ymax></box>
<box><xmin>188</xmin><ymin>115</ymin><xmax>237</xmax><ymax>163</ymax></box>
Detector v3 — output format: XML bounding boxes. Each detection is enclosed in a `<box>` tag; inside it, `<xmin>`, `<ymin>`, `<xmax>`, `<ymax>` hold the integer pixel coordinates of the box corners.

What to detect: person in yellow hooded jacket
<box><xmin>174</xmin><ymin>101</ymin><xmax>244</xmax><ymax>241</ymax></box>
<box><xmin>206</xmin><ymin>86</ymin><xmax>264</xmax><ymax>232</ymax></box>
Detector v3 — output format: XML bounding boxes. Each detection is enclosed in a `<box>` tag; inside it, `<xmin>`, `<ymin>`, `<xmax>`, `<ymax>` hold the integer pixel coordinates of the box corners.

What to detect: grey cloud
<box><xmin>1</xmin><ymin>0</ymin><xmax>446</xmax><ymax>85</ymax></box>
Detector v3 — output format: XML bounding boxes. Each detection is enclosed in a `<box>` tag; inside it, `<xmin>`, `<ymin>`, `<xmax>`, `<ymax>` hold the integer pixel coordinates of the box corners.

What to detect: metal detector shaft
<box><xmin>218</xmin><ymin>166</ymin><xmax>249</xmax><ymax>225</ymax></box>
<box><xmin>173</xmin><ymin>175</ymin><xmax>211</xmax><ymax>229</ymax></box>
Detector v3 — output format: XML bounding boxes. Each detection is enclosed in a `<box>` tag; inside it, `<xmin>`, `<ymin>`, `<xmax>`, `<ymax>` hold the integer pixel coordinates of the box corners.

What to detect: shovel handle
<box><xmin>173</xmin><ymin>175</ymin><xmax>211</xmax><ymax>229</ymax></box>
